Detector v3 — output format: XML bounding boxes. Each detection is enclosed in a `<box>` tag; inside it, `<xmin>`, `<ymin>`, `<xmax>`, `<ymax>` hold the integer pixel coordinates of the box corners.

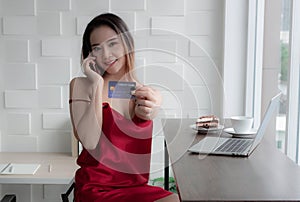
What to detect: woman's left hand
<box><xmin>134</xmin><ymin>85</ymin><xmax>162</xmax><ymax>120</ymax></box>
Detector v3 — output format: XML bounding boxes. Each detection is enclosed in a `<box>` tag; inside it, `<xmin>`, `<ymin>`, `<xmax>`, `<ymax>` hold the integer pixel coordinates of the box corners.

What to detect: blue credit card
<box><xmin>108</xmin><ymin>81</ymin><xmax>136</xmax><ymax>99</ymax></box>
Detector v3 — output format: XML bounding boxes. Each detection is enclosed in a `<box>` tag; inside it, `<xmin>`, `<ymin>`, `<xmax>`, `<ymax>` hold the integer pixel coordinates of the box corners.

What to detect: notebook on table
<box><xmin>0</xmin><ymin>163</ymin><xmax>40</xmax><ymax>175</ymax></box>
<box><xmin>188</xmin><ymin>93</ymin><xmax>281</xmax><ymax>157</ymax></box>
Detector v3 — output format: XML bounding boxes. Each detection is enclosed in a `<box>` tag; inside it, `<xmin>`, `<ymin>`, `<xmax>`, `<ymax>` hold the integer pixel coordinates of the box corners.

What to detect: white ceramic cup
<box><xmin>230</xmin><ymin>116</ymin><xmax>253</xmax><ymax>133</ymax></box>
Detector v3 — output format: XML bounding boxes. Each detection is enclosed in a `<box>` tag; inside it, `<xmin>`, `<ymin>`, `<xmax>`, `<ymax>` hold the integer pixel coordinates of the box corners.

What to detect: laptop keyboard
<box><xmin>215</xmin><ymin>138</ymin><xmax>252</xmax><ymax>153</ymax></box>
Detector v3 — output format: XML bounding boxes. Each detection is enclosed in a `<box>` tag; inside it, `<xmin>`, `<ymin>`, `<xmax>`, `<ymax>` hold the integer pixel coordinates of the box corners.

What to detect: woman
<box><xmin>69</xmin><ymin>13</ymin><xmax>180</xmax><ymax>202</ymax></box>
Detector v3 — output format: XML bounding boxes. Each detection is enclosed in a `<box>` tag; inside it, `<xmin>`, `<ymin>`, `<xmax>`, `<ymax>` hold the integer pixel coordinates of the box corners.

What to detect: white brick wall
<box><xmin>0</xmin><ymin>0</ymin><xmax>224</xmax><ymax>201</ymax></box>
<box><xmin>111</xmin><ymin>0</ymin><xmax>146</xmax><ymax>11</ymax></box>
<box><xmin>4</xmin><ymin>90</ymin><xmax>38</xmax><ymax>108</ymax></box>
<box><xmin>147</xmin><ymin>0</ymin><xmax>185</xmax><ymax>16</ymax></box>
<box><xmin>4</xmin><ymin>40</ymin><xmax>30</xmax><ymax>62</ymax></box>
<box><xmin>3</xmin><ymin>16</ymin><xmax>37</xmax><ymax>35</ymax></box>
<box><xmin>151</xmin><ymin>16</ymin><xmax>185</xmax><ymax>35</ymax></box>
<box><xmin>3</xmin><ymin>63</ymin><xmax>37</xmax><ymax>90</ymax></box>
<box><xmin>37</xmin><ymin>12</ymin><xmax>62</xmax><ymax>35</ymax></box>
<box><xmin>7</xmin><ymin>112</ymin><xmax>32</xmax><ymax>135</ymax></box>
<box><xmin>37</xmin><ymin>0</ymin><xmax>72</xmax><ymax>11</ymax></box>
<box><xmin>1</xmin><ymin>0</ymin><xmax>36</xmax><ymax>15</ymax></box>
<box><xmin>41</xmin><ymin>39</ymin><xmax>73</xmax><ymax>56</ymax></box>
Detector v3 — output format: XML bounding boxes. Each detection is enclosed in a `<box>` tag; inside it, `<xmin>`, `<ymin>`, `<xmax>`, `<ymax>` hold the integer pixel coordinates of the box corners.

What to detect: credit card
<box><xmin>108</xmin><ymin>81</ymin><xmax>136</xmax><ymax>99</ymax></box>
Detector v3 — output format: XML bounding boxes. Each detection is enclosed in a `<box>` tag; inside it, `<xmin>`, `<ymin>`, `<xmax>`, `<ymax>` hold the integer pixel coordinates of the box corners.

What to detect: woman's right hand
<box><xmin>82</xmin><ymin>54</ymin><xmax>103</xmax><ymax>85</ymax></box>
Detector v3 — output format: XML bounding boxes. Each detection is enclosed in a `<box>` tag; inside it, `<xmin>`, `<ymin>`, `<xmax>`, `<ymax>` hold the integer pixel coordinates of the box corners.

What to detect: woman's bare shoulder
<box><xmin>69</xmin><ymin>77</ymin><xmax>93</xmax><ymax>100</ymax></box>
<box><xmin>70</xmin><ymin>77</ymin><xmax>90</xmax><ymax>89</ymax></box>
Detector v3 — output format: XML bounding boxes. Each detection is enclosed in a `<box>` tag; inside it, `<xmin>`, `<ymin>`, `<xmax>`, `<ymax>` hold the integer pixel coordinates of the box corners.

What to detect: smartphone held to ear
<box><xmin>89</xmin><ymin>62</ymin><xmax>96</xmax><ymax>72</ymax></box>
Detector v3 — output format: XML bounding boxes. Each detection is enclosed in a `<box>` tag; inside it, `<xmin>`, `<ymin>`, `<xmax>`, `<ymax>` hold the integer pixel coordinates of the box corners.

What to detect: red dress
<box><xmin>74</xmin><ymin>103</ymin><xmax>172</xmax><ymax>202</ymax></box>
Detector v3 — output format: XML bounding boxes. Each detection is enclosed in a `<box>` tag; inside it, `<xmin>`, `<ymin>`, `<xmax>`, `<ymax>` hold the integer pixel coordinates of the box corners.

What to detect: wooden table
<box><xmin>162</xmin><ymin>118</ymin><xmax>300</xmax><ymax>201</ymax></box>
<box><xmin>0</xmin><ymin>152</ymin><xmax>78</xmax><ymax>184</ymax></box>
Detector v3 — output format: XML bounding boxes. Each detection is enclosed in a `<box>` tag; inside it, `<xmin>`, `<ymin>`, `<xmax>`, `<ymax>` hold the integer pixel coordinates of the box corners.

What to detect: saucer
<box><xmin>223</xmin><ymin>128</ymin><xmax>257</xmax><ymax>138</ymax></box>
<box><xmin>190</xmin><ymin>124</ymin><xmax>224</xmax><ymax>133</ymax></box>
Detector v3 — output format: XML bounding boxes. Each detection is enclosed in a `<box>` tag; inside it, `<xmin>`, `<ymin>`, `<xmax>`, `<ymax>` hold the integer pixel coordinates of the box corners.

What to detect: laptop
<box><xmin>188</xmin><ymin>93</ymin><xmax>282</xmax><ymax>157</ymax></box>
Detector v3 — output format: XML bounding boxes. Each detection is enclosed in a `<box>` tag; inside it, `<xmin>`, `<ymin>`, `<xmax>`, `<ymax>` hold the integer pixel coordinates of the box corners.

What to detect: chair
<box><xmin>61</xmin><ymin>182</ymin><xmax>75</xmax><ymax>202</ymax></box>
<box><xmin>61</xmin><ymin>134</ymin><xmax>78</xmax><ymax>201</ymax></box>
<box><xmin>0</xmin><ymin>195</ymin><xmax>16</xmax><ymax>202</ymax></box>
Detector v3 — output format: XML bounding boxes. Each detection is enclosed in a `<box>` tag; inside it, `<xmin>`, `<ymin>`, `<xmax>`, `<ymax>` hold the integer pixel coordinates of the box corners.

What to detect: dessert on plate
<box><xmin>196</xmin><ymin>115</ymin><xmax>219</xmax><ymax>129</ymax></box>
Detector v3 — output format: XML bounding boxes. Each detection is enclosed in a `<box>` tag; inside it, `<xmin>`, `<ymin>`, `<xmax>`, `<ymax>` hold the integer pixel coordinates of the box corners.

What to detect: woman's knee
<box><xmin>155</xmin><ymin>193</ymin><xmax>180</xmax><ymax>202</ymax></box>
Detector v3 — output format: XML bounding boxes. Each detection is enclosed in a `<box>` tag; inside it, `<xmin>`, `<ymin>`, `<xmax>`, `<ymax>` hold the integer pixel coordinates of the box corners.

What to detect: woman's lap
<box><xmin>76</xmin><ymin>184</ymin><xmax>173</xmax><ymax>202</ymax></box>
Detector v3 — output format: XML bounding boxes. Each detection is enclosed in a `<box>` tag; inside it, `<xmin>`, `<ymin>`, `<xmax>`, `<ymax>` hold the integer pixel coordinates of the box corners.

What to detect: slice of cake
<box><xmin>196</xmin><ymin>115</ymin><xmax>219</xmax><ymax>129</ymax></box>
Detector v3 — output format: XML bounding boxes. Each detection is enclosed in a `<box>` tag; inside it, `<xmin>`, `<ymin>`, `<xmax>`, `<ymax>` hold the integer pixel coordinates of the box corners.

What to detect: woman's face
<box><xmin>90</xmin><ymin>25</ymin><xmax>126</xmax><ymax>76</ymax></box>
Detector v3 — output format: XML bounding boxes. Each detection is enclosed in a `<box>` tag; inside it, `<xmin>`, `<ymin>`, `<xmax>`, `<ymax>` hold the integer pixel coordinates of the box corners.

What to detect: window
<box><xmin>284</xmin><ymin>0</ymin><xmax>300</xmax><ymax>163</ymax></box>
<box><xmin>276</xmin><ymin>0</ymin><xmax>291</xmax><ymax>153</ymax></box>
<box><xmin>226</xmin><ymin>0</ymin><xmax>300</xmax><ymax>163</ymax></box>
<box><xmin>246</xmin><ymin>0</ymin><xmax>300</xmax><ymax>164</ymax></box>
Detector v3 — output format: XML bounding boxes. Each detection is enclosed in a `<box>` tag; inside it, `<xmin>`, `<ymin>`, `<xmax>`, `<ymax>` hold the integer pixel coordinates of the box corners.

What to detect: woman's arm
<box><xmin>134</xmin><ymin>85</ymin><xmax>162</xmax><ymax>120</ymax></box>
<box><xmin>69</xmin><ymin>56</ymin><xmax>104</xmax><ymax>150</ymax></box>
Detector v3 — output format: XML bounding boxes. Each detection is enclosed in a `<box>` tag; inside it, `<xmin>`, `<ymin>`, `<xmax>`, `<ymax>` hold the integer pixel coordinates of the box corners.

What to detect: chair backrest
<box><xmin>0</xmin><ymin>195</ymin><xmax>16</xmax><ymax>202</ymax></box>
<box><xmin>61</xmin><ymin>182</ymin><xmax>75</xmax><ymax>202</ymax></box>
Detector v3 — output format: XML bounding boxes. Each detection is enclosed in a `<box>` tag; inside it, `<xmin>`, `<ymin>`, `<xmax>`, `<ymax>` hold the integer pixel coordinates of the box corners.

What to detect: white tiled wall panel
<box><xmin>158</xmin><ymin>108</ymin><xmax>183</xmax><ymax>118</ymax></box>
<box><xmin>38</xmin><ymin>86</ymin><xmax>63</xmax><ymax>108</ymax></box>
<box><xmin>185</xmin><ymin>12</ymin><xmax>212</xmax><ymax>35</ymax></box>
<box><xmin>181</xmin><ymin>84</ymin><xmax>204</xmax><ymax>109</ymax></box>
<box><xmin>133</xmin><ymin>57</ymin><xmax>145</xmax><ymax>83</ymax></box>
<box><xmin>188</xmin><ymin>86</ymin><xmax>211</xmax><ymax>109</ymax></box>
<box><xmin>76</xmin><ymin>16</ymin><xmax>93</xmax><ymax>35</ymax></box>
<box><xmin>145</xmin><ymin>63</ymin><xmax>184</xmax><ymax>90</ymax></box>
<box><xmin>186</xmin><ymin>0</ymin><xmax>223</xmax><ymax>11</ymax></box>
<box><xmin>3</xmin><ymin>16</ymin><xmax>36</xmax><ymax>35</ymax></box>
<box><xmin>42</xmin><ymin>113</ymin><xmax>71</xmax><ymax>130</ymax></box>
<box><xmin>3</xmin><ymin>135</ymin><xmax>38</xmax><ymax>152</ymax></box>
<box><xmin>146</xmin><ymin>39</ymin><xmax>177</xmax><ymax>63</ymax></box>
<box><xmin>38</xmin><ymin>133</ymin><xmax>71</xmax><ymax>152</ymax></box>
<box><xmin>73</xmin><ymin>0</ymin><xmax>109</xmax><ymax>14</ymax></box>
<box><xmin>184</xmin><ymin>57</ymin><xmax>222</xmax><ymax>86</ymax></box>
<box><xmin>7</xmin><ymin>112</ymin><xmax>31</xmax><ymax>135</ymax></box>
<box><xmin>37</xmin><ymin>12</ymin><xmax>62</xmax><ymax>35</ymax></box>
<box><xmin>206</xmin><ymin>84</ymin><xmax>222</xmax><ymax>116</ymax></box>
<box><xmin>184</xmin><ymin>61</ymin><xmax>206</xmax><ymax>85</ymax></box>
<box><xmin>151</xmin><ymin>16</ymin><xmax>185</xmax><ymax>35</ymax></box>
<box><xmin>4</xmin><ymin>40</ymin><xmax>30</xmax><ymax>62</ymax></box>
<box><xmin>38</xmin><ymin>58</ymin><xmax>71</xmax><ymax>84</ymax></box>
<box><xmin>3</xmin><ymin>63</ymin><xmax>37</xmax><ymax>90</ymax></box>
<box><xmin>37</xmin><ymin>0</ymin><xmax>71</xmax><ymax>11</ymax></box>
<box><xmin>4</xmin><ymin>90</ymin><xmax>38</xmax><ymax>108</ymax></box>
<box><xmin>111</xmin><ymin>0</ymin><xmax>146</xmax><ymax>11</ymax></box>
<box><xmin>1</xmin><ymin>0</ymin><xmax>36</xmax><ymax>16</ymax></box>
<box><xmin>189</xmin><ymin>36</ymin><xmax>213</xmax><ymax>57</ymax></box>
<box><xmin>160</xmin><ymin>91</ymin><xmax>182</xmax><ymax>110</ymax></box>
<box><xmin>41</xmin><ymin>39</ymin><xmax>72</xmax><ymax>56</ymax></box>
<box><xmin>148</xmin><ymin>0</ymin><xmax>185</xmax><ymax>16</ymax></box>
<box><xmin>115</xmin><ymin>12</ymin><xmax>136</xmax><ymax>32</ymax></box>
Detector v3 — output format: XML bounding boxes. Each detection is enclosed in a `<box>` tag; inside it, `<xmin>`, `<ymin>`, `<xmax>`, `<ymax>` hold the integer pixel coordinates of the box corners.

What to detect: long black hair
<box><xmin>81</xmin><ymin>13</ymin><xmax>135</xmax><ymax>75</ymax></box>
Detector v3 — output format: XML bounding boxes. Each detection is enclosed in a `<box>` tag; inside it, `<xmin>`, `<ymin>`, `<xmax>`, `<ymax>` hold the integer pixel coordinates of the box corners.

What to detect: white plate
<box><xmin>223</xmin><ymin>127</ymin><xmax>257</xmax><ymax>137</ymax></box>
<box><xmin>190</xmin><ymin>124</ymin><xmax>224</xmax><ymax>133</ymax></box>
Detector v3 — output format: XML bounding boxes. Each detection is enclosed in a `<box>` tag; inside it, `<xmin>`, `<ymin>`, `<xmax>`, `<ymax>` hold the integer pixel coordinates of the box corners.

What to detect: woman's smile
<box><xmin>105</xmin><ymin>58</ymin><xmax>118</xmax><ymax>68</ymax></box>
